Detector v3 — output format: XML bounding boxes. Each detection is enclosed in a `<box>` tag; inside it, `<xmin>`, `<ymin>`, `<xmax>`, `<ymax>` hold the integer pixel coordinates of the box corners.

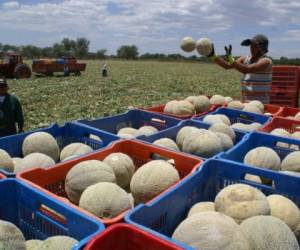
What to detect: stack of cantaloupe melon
<box><xmin>0</xmin><ymin>132</ymin><xmax>95</xmax><ymax>174</ymax></box>
<box><xmin>163</xmin><ymin>94</ymin><xmax>234</xmax><ymax>116</ymax></box>
<box><xmin>152</xmin><ymin>122</ymin><xmax>236</xmax><ymax>158</ymax></box>
<box><xmin>64</xmin><ymin>153</ymin><xmax>180</xmax><ymax>219</ymax></box>
<box><xmin>172</xmin><ymin>183</ymin><xmax>300</xmax><ymax>250</ymax></box>
<box><xmin>0</xmin><ymin>219</ymin><xmax>78</xmax><ymax>250</ymax></box>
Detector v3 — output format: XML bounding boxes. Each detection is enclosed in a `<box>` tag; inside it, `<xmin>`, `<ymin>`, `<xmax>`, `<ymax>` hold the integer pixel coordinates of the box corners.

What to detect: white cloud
<box><xmin>0</xmin><ymin>0</ymin><xmax>300</xmax><ymax>56</ymax></box>
<box><xmin>2</xmin><ymin>1</ymin><xmax>20</xmax><ymax>10</ymax></box>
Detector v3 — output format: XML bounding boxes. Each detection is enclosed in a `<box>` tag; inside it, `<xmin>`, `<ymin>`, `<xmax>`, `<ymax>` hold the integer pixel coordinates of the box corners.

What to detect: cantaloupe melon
<box><xmin>14</xmin><ymin>153</ymin><xmax>55</xmax><ymax>174</ymax></box>
<box><xmin>79</xmin><ymin>182</ymin><xmax>132</xmax><ymax>219</ymax></box>
<box><xmin>65</xmin><ymin>160</ymin><xmax>116</xmax><ymax>204</ymax></box>
<box><xmin>195</xmin><ymin>38</ymin><xmax>213</xmax><ymax>56</ymax></box>
<box><xmin>231</xmin><ymin>123</ymin><xmax>251</xmax><ymax>131</ymax></box>
<box><xmin>180</xmin><ymin>37</ymin><xmax>196</xmax><ymax>52</ymax></box>
<box><xmin>153</xmin><ymin>138</ymin><xmax>180</xmax><ymax>152</ymax></box>
<box><xmin>242</xmin><ymin>104</ymin><xmax>262</xmax><ymax>114</ymax></box>
<box><xmin>172</xmin><ymin>212</ymin><xmax>250</xmax><ymax>250</ymax></box>
<box><xmin>224</xmin><ymin>97</ymin><xmax>233</xmax><ymax>104</ymax></box>
<box><xmin>208</xmin><ymin>123</ymin><xmax>236</xmax><ymax>141</ymax></box>
<box><xmin>176</xmin><ymin>126</ymin><xmax>199</xmax><ymax>150</ymax></box>
<box><xmin>203</xmin><ymin>114</ymin><xmax>231</xmax><ymax>125</ymax></box>
<box><xmin>26</xmin><ymin>239</ymin><xmax>43</xmax><ymax>250</ymax></box>
<box><xmin>117</xmin><ymin>127</ymin><xmax>138</xmax><ymax>138</ymax></box>
<box><xmin>164</xmin><ymin>100</ymin><xmax>195</xmax><ymax>116</ymax></box>
<box><xmin>130</xmin><ymin>160</ymin><xmax>179</xmax><ymax>204</ymax></box>
<box><xmin>0</xmin><ymin>220</ymin><xmax>26</xmax><ymax>250</ymax></box>
<box><xmin>271</xmin><ymin>128</ymin><xmax>291</xmax><ymax>148</ymax></box>
<box><xmin>22</xmin><ymin>132</ymin><xmax>59</xmax><ymax>162</ymax></box>
<box><xmin>38</xmin><ymin>236</ymin><xmax>78</xmax><ymax>250</ymax></box>
<box><xmin>214</xmin><ymin>184</ymin><xmax>270</xmax><ymax>224</ymax></box>
<box><xmin>281</xmin><ymin>151</ymin><xmax>300</xmax><ymax>172</ymax></box>
<box><xmin>215</xmin><ymin>132</ymin><xmax>234</xmax><ymax>150</ymax></box>
<box><xmin>267</xmin><ymin>194</ymin><xmax>300</xmax><ymax>231</ymax></box>
<box><xmin>245</xmin><ymin>174</ymin><xmax>262</xmax><ymax>184</ymax></box>
<box><xmin>60</xmin><ymin>143</ymin><xmax>93</xmax><ymax>161</ymax></box>
<box><xmin>209</xmin><ymin>95</ymin><xmax>226</xmax><ymax>105</ymax></box>
<box><xmin>0</xmin><ymin>149</ymin><xmax>14</xmax><ymax>172</ymax></box>
<box><xmin>182</xmin><ymin>130</ymin><xmax>223</xmax><ymax>157</ymax></box>
<box><xmin>244</xmin><ymin>147</ymin><xmax>281</xmax><ymax>171</ymax></box>
<box><xmin>240</xmin><ymin>216</ymin><xmax>299</xmax><ymax>250</ymax></box>
<box><xmin>185</xmin><ymin>95</ymin><xmax>210</xmax><ymax>113</ymax></box>
<box><xmin>135</xmin><ymin>126</ymin><xmax>158</xmax><ymax>137</ymax></box>
<box><xmin>227</xmin><ymin>101</ymin><xmax>244</xmax><ymax>110</ymax></box>
<box><xmin>187</xmin><ymin>202</ymin><xmax>215</xmax><ymax>217</ymax></box>
<box><xmin>248</xmin><ymin>100</ymin><xmax>264</xmax><ymax>113</ymax></box>
<box><xmin>103</xmin><ymin>153</ymin><xmax>135</xmax><ymax>188</ymax></box>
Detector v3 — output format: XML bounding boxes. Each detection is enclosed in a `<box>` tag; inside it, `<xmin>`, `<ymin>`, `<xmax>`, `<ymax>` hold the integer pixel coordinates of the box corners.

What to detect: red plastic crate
<box><xmin>17</xmin><ymin>140</ymin><xmax>202</xmax><ymax>226</ymax></box>
<box><xmin>276</xmin><ymin>106</ymin><xmax>300</xmax><ymax>119</ymax></box>
<box><xmin>271</xmin><ymin>66</ymin><xmax>299</xmax><ymax>91</ymax></box>
<box><xmin>259</xmin><ymin>116</ymin><xmax>300</xmax><ymax>134</ymax></box>
<box><xmin>264</xmin><ymin>104</ymin><xmax>283</xmax><ymax>115</ymax></box>
<box><xmin>84</xmin><ymin>224</ymin><xmax>183</xmax><ymax>250</ymax></box>
<box><xmin>269</xmin><ymin>90</ymin><xmax>298</xmax><ymax>107</ymax></box>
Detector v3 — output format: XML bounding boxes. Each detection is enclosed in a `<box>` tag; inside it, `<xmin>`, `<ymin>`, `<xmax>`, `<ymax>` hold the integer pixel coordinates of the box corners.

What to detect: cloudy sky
<box><xmin>0</xmin><ymin>0</ymin><xmax>300</xmax><ymax>58</ymax></box>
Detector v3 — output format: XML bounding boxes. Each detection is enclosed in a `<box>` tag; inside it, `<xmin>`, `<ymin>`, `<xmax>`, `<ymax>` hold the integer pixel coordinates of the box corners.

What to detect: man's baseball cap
<box><xmin>0</xmin><ymin>79</ymin><xmax>8</xmax><ymax>87</ymax></box>
<box><xmin>241</xmin><ymin>34</ymin><xmax>269</xmax><ymax>53</ymax></box>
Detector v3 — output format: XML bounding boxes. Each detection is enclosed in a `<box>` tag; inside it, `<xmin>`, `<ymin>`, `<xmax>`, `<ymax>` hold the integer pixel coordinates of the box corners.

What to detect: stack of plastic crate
<box><xmin>270</xmin><ymin>66</ymin><xmax>299</xmax><ymax>107</ymax></box>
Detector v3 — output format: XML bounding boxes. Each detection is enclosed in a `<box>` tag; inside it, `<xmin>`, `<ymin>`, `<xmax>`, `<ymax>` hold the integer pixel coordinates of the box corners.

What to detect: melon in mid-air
<box><xmin>196</xmin><ymin>38</ymin><xmax>213</xmax><ymax>56</ymax></box>
<box><xmin>180</xmin><ymin>37</ymin><xmax>196</xmax><ymax>52</ymax></box>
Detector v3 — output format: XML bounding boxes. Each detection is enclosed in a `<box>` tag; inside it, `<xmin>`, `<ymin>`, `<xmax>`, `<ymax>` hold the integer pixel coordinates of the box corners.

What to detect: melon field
<box><xmin>9</xmin><ymin>60</ymin><xmax>241</xmax><ymax>130</ymax></box>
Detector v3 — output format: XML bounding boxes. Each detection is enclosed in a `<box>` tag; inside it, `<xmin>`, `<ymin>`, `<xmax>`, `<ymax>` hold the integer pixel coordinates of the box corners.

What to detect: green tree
<box><xmin>96</xmin><ymin>49</ymin><xmax>107</xmax><ymax>59</ymax></box>
<box><xmin>117</xmin><ymin>45</ymin><xmax>139</xmax><ymax>60</ymax></box>
<box><xmin>75</xmin><ymin>38</ymin><xmax>90</xmax><ymax>59</ymax></box>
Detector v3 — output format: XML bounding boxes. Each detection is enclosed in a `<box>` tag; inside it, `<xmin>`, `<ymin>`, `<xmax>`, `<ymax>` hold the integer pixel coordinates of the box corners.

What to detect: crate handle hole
<box><xmin>39</xmin><ymin>204</ymin><xmax>67</xmax><ymax>225</ymax></box>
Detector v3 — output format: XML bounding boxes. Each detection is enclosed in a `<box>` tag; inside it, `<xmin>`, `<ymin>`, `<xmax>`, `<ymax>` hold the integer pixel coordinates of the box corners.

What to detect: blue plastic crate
<box><xmin>139</xmin><ymin>119</ymin><xmax>246</xmax><ymax>159</ymax></box>
<box><xmin>0</xmin><ymin>179</ymin><xmax>104</xmax><ymax>250</ymax></box>
<box><xmin>0</xmin><ymin>122</ymin><xmax>119</xmax><ymax>177</ymax></box>
<box><xmin>75</xmin><ymin>109</ymin><xmax>181</xmax><ymax>139</ymax></box>
<box><xmin>125</xmin><ymin>159</ymin><xmax>300</xmax><ymax>249</ymax></box>
<box><xmin>220</xmin><ymin>130</ymin><xmax>300</xmax><ymax>164</ymax></box>
<box><xmin>194</xmin><ymin>107</ymin><xmax>271</xmax><ymax>128</ymax></box>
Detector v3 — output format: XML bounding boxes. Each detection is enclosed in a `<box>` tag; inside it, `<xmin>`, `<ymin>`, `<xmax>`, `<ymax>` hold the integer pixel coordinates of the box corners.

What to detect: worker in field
<box><xmin>64</xmin><ymin>58</ymin><xmax>70</xmax><ymax>77</ymax></box>
<box><xmin>101</xmin><ymin>63</ymin><xmax>108</xmax><ymax>77</ymax></box>
<box><xmin>0</xmin><ymin>79</ymin><xmax>24</xmax><ymax>137</ymax></box>
<box><xmin>209</xmin><ymin>34</ymin><xmax>272</xmax><ymax>103</ymax></box>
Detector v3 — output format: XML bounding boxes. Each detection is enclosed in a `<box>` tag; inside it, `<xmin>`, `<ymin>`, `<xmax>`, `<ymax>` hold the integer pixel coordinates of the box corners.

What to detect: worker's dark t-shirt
<box><xmin>0</xmin><ymin>94</ymin><xmax>24</xmax><ymax>137</ymax></box>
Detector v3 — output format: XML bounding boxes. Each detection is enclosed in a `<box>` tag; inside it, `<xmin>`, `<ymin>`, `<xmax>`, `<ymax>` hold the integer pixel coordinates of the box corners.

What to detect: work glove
<box><xmin>224</xmin><ymin>45</ymin><xmax>235</xmax><ymax>64</ymax></box>
<box><xmin>208</xmin><ymin>44</ymin><xmax>218</xmax><ymax>61</ymax></box>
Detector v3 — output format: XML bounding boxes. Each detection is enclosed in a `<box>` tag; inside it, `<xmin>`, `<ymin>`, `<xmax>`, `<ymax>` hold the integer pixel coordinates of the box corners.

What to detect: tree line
<box><xmin>1</xmin><ymin>38</ymin><xmax>300</xmax><ymax>65</ymax></box>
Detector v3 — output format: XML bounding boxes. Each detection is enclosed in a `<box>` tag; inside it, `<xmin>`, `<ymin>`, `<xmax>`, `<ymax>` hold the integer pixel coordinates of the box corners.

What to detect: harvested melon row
<box><xmin>172</xmin><ymin>183</ymin><xmax>300</xmax><ymax>250</ymax></box>
<box><xmin>0</xmin><ymin>219</ymin><xmax>78</xmax><ymax>250</ymax></box>
<box><xmin>64</xmin><ymin>152</ymin><xmax>180</xmax><ymax>220</ymax></box>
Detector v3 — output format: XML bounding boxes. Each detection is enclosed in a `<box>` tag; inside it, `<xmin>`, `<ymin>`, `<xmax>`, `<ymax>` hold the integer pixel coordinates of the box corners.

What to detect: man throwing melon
<box><xmin>181</xmin><ymin>34</ymin><xmax>273</xmax><ymax>103</ymax></box>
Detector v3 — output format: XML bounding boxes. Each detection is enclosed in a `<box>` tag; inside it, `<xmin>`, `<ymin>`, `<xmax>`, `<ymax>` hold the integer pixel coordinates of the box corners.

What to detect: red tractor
<box><xmin>0</xmin><ymin>51</ymin><xmax>32</xmax><ymax>79</ymax></box>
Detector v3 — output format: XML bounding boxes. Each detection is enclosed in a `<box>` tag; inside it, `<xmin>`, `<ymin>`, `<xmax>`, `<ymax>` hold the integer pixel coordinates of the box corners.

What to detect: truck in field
<box><xmin>32</xmin><ymin>57</ymin><xmax>86</xmax><ymax>76</ymax></box>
